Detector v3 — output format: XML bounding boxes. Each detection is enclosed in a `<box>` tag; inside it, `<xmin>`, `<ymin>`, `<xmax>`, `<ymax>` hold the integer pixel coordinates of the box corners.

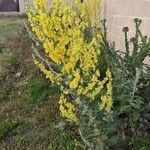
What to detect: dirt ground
<box><xmin>0</xmin><ymin>17</ymin><xmax>78</xmax><ymax>150</ymax></box>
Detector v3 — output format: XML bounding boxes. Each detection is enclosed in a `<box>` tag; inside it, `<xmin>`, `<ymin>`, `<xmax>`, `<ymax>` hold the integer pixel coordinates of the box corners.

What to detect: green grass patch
<box><xmin>0</xmin><ymin>17</ymin><xmax>76</xmax><ymax>150</ymax></box>
<box><xmin>0</xmin><ymin>119</ymin><xmax>20</xmax><ymax>141</ymax></box>
<box><xmin>0</xmin><ymin>18</ymin><xmax>25</xmax><ymax>38</ymax></box>
<box><xmin>29</xmin><ymin>75</ymin><xmax>55</xmax><ymax>103</ymax></box>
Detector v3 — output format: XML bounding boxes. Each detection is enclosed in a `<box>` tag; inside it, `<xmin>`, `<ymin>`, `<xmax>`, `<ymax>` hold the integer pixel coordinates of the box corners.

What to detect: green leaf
<box><xmin>132</xmin><ymin>110</ymin><xmax>140</xmax><ymax>122</ymax></box>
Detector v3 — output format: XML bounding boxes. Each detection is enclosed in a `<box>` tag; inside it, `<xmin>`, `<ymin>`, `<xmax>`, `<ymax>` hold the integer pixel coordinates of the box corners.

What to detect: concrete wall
<box><xmin>101</xmin><ymin>0</ymin><xmax>150</xmax><ymax>63</ymax></box>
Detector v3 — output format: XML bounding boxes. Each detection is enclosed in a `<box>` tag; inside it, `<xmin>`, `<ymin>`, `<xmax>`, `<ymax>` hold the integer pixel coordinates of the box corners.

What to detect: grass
<box><xmin>0</xmin><ymin>18</ymin><xmax>25</xmax><ymax>38</ymax></box>
<box><xmin>0</xmin><ymin>119</ymin><xmax>20</xmax><ymax>141</ymax></box>
<box><xmin>0</xmin><ymin>17</ymin><xmax>79</xmax><ymax>150</ymax></box>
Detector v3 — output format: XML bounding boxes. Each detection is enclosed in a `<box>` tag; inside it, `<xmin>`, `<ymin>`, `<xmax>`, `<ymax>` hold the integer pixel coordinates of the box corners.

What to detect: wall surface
<box><xmin>101</xmin><ymin>0</ymin><xmax>150</xmax><ymax>63</ymax></box>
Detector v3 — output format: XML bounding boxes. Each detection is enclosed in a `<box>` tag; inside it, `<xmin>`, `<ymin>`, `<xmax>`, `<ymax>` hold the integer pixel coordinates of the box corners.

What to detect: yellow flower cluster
<box><xmin>84</xmin><ymin>0</ymin><xmax>102</xmax><ymax>27</ymax></box>
<box><xmin>59</xmin><ymin>93</ymin><xmax>79</xmax><ymax>124</ymax></box>
<box><xmin>33</xmin><ymin>0</ymin><xmax>46</xmax><ymax>10</ymax></box>
<box><xmin>34</xmin><ymin>60</ymin><xmax>61</xmax><ymax>84</ymax></box>
<box><xmin>99</xmin><ymin>69</ymin><xmax>113</xmax><ymax>112</ymax></box>
<box><xmin>69</xmin><ymin>69</ymin><xmax>80</xmax><ymax>89</ymax></box>
<box><xmin>27</xmin><ymin>0</ymin><xmax>113</xmax><ymax>123</ymax></box>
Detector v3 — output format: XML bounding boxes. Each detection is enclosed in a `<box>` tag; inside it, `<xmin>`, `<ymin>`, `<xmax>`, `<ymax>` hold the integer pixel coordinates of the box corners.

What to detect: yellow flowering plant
<box><xmin>27</xmin><ymin>0</ymin><xmax>112</xmax><ymax>148</ymax></box>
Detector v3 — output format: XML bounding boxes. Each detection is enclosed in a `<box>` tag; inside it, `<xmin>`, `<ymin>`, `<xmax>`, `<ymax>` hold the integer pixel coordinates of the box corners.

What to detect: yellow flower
<box><xmin>59</xmin><ymin>94</ymin><xmax>79</xmax><ymax>124</ymax></box>
<box><xmin>69</xmin><ymin>70</ymin><xmax>80</xmax><ymax>89</ymax></box>
<box><xmin>84</xmin><ymin>0</ymin><xmax>102</xmax><ymax>27</ymax></box>
<box><xmin>75</xmin><ymin>97</ymin><xmax>80</xmax><ymax>103</ymax></box>
<box><xmin>99</xmin><ymin>69</ymin><xmax>113</xmax><ymax>112</ymax></box>
<box><xmin>34</xmin><ymin>0</ymin><xmax>46</xmax><ymax>10</ymax></box>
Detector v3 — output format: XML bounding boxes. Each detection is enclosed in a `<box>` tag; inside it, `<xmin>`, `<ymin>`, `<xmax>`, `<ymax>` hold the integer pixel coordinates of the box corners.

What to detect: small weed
<box><xmin>29</xmin><ymin>74</ymin><xmax>59</xmax><ymax>103</ymax></box>
<box><xmin>0</xmin><ymin>119</ymin><xmax>20</xmax><ymax>141</ymax></box>
<box><xmin>0</xmin><ymin>48</ymin><xmax>21</xmax><ymax>75</ymax></box>
<box><xmin>0</xmin><ymin>49</ymin><xmax>14</xmax><ymax>64</ymax></box>
<box><xmin>48</xmin><ymin>135</ymin><xmax>76</xmax><ymax>150</ymax></box>
<box><xmin>14</xmin><ymin>134</ymin><xmax>42</xmax><ymax>145</ymax></box>
<box><xmin>132</xmin><ymin>137</ymin><xmax>150</xmax><ymax>150</ymax></box>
